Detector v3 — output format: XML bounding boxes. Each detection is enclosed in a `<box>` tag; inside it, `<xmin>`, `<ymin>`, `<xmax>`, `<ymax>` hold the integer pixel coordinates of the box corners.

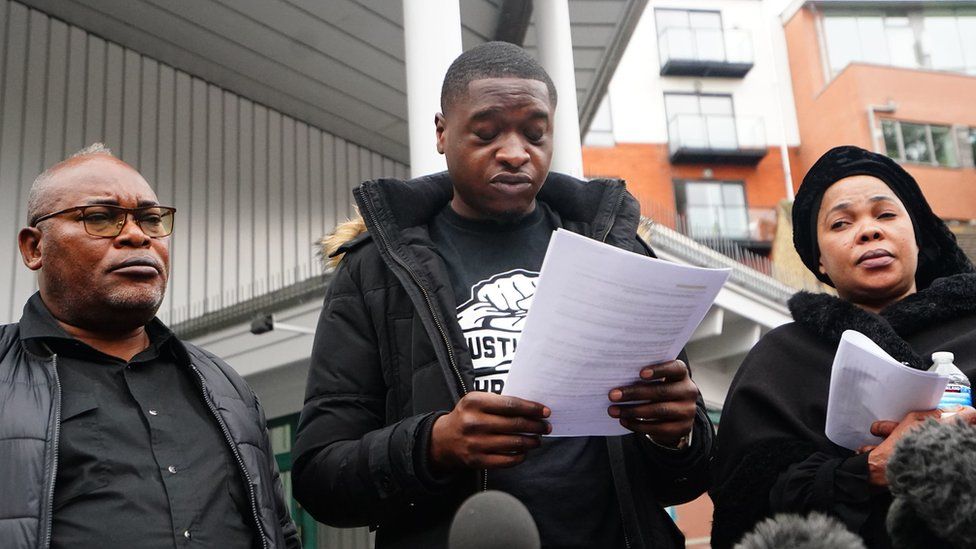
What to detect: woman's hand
<box><xmin>863</xmin><ymin>406</ymin><xmax>976</xmax><ymax>487</ymax></box>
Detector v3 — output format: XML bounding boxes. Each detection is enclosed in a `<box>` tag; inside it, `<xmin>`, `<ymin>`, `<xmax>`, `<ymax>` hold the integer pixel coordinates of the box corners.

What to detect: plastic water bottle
<box><xmin>929</xmin><ymin>352</ymin><xmax>972</xmax><ymax>409</ymax></box>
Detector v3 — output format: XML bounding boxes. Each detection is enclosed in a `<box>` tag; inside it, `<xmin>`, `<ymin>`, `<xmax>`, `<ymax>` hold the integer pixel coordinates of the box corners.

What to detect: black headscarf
<box><xmin>792</xmin><ymin>145</ymin><xmax>973</xmax><ymax>289</ymax></box>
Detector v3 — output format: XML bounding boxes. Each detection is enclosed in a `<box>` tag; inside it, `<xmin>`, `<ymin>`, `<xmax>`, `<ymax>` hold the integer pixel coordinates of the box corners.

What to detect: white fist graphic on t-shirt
<box><xmin>457</xmin><ymin>271</ymin><xmax>538</xmax><ymax>332</ymax></box>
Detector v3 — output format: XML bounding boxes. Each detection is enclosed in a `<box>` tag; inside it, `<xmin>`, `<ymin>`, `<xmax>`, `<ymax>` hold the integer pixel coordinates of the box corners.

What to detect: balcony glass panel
<box><xmin>683</xmin><ymin>182</ymin><xmax>749</xmax><ymax>240</ymax></box>
<box><xmin>668</xmin><ymin>114</ymin><xmax>766</xmax><ymax>153</ymax></box>
<box><xmin>672</xmin><ymin>116</ymin><xmax>710</xmax><ymax>149</ymax></box>
<box><xmin>706</xmin><ymin>117</ymin><xmax>737</xmax><ymax>149</ymax></box>
<box><xmin>722</xmin><ymin>207</ymin><xmax>749</xmax><ymax>240</ymax></box>
<box><xmin>695</xmin><ymin>28</ymin><xmax>726</xmax><ymax>62</ymax></box>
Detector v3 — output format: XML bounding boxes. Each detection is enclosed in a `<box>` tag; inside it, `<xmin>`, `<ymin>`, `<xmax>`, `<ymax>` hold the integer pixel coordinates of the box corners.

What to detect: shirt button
<box><xmin>168</xmin><ymin>465</ymin><xmax>178</xmax><ymax>474</ymax></box>
<box><xmin>184</xmin><ymin>530</ymin><xmax>191</xmax><ymax>540</ymax></box>
<box><xmin>148</xmin><ymin>409</ymin><xmax>159</xmax><ymax>416</ymax></box>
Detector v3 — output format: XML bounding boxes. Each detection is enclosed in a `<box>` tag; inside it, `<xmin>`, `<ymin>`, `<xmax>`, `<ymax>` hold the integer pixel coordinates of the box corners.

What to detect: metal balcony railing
<box><xmin>658</xmin><ymin>27</ymin><xmax>754</xmax><ymax>77</ymax></box>
<box><xmin>667</xmin><ymin>113</ymin><xmax>768</xmax><ymax>165</ymax></box>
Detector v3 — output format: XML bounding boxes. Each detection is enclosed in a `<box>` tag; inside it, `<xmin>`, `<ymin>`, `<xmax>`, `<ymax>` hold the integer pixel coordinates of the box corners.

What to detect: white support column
<box><xmin>403</xmin><ymin>0</ymin><xmax>463</xmax><ymax>177</ymax></box>
<box><xmin>535</xmin><ymin>0</ymin><xmax>584</xmax><ymax>178</ymax></box>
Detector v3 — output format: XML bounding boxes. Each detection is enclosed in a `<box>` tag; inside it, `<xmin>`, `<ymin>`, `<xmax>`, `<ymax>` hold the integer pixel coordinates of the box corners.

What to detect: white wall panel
<box><xmin>0</xmin><ymin>0</ymin><xmax>407</xmax><ymax>324</ymax></box>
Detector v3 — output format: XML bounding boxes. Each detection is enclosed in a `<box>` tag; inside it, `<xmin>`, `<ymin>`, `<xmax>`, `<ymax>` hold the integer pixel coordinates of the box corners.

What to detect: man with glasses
<box><xmin>0</xmin><ymin>144</ymin><xmax>300</xmax><ymax>549</ymax></box>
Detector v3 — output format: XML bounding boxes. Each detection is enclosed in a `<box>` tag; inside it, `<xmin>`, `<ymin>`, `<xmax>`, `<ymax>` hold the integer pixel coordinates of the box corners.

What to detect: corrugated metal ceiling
<box><xmin>15</xmin><ymin>0</ymin><xmax>645</xmax><ymax>164</ymax></box>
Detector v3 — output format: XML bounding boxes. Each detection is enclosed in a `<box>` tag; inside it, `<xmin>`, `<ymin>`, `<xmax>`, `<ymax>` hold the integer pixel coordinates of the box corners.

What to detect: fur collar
<box><xmin>788</xmin><ymin>273</ymin><xmax>976</xmax><ymax>370</ymax></box>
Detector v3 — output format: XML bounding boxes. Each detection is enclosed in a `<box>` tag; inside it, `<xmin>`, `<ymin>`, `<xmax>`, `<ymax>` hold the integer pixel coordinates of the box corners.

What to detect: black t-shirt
<box><xmin>429</xmin><ymin>203</ymin><xmax>626</xmax><ymax>548</ymax></box>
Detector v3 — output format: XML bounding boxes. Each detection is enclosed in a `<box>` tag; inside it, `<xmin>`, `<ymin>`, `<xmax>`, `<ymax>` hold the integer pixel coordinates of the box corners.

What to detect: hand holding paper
<box><xmin>501</xmin><ymin>230</ymin><xmax>730</xmax><ymax>436</ymax></box>
<box><xmin>825</xmin><ymin>330</ymin><xmax>948</xmax><ymax>451</ymax></box>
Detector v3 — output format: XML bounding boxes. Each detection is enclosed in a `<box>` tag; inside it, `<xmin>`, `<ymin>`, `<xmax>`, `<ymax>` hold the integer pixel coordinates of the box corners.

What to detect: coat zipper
<box><xmin>604</xmin><ymin>187</ymin><xmax>632</xmax><ymax>549</ymax></box>
<box><xmin>190</xmin><ymin>365</ymin><xmax>269</xmax><ymax>549</ymax></box>
<box><xmin>355</xmin><ymin>189</ymin><xmax>489</xmax><ymax>491</ymax></box>
<box><xmin>43</xmin><ymin>354</ymin><xmax>61</xmax><ymax>549</ymax></box>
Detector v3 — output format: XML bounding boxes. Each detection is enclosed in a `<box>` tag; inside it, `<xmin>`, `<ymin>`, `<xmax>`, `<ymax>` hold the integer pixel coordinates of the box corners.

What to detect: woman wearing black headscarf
<box><xmin>709</xmin><ymin>146</ymin><xmax>976</xmax><ymax>548</ymax></box>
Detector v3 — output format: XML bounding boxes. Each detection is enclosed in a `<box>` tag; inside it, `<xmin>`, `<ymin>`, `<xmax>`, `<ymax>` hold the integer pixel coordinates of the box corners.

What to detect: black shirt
<box><xmin>429</xmin><ymin>203</ymin><xmax>626</xmax><ymax>548</ymax></box>
<box><xmin>19</xmin><ymin>295</ymin><xmax>256</xmax><ymax>549</ymax></box>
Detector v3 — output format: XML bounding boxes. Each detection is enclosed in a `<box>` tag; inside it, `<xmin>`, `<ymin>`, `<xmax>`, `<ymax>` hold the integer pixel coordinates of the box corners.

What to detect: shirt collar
<box><xmin>19</xmin><ymin>292</ymin><xmax>175</xmax><ymax>350</ymax></box>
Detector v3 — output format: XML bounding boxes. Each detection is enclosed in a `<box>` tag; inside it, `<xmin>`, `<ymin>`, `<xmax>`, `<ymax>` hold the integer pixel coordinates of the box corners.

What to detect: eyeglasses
<box><xmin>31</xmin><ymin>205</ymin><xmax>177</xmax><ymax>238</ymax></box>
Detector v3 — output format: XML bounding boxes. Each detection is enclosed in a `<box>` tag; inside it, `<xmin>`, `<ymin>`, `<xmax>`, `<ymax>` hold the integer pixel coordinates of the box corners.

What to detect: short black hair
<box><xmin>440</xmin><ymin>41</ymin><xmax>557</xmax><ymax>114</ymax></box>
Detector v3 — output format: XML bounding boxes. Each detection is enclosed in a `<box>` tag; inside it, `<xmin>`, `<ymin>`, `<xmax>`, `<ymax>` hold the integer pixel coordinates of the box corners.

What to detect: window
<box><xmin>881</xmin><ymin>119</ymin><xmax>960</xmax><ymax>167</ymax></box>
<box><xmin>656</xmin><ymin>9</ymin><xmax>725</xmax><ymax>62</ymax></box>
<box><xmin>665</xmin><ymin>93</ymin><xmax>736</xmax><ymax>149</ymax></box>
<box><xmin>822</xmin><ymin>9</ymin><xmax>976</xmax><ymax>76</ymax></box>
<box><xmin>675</xmin><ymin>181</ymin><xmax>749</xmax><ymax>240</ymax></box>
<box><xmin>970</xmin><ymin>129</ymin><xmax>976</xmax><ymax>164</ymax></box>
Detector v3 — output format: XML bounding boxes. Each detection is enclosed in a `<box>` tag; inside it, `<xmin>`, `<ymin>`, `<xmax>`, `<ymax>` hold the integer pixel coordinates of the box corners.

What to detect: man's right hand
<box><xmin>429</xmin><ymin>392</ymin><xmax>551</xmax><ymax>472</ymax></box>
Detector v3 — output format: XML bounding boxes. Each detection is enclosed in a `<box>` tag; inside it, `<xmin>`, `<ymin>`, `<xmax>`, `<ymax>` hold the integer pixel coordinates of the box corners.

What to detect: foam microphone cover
<box><xmin>886</xmin><ymin>419</ymin><xmax>976</xmax><ymax>549</ymax></box>
<box><xmin>448</xmin><ymin>490</ymin><xmax>540</xmax><ymax>549</ymax></box>
<box><xmin>734</xmin><ymin>512</ymin><xmax>866</xmax><ymax>549</ymax></box>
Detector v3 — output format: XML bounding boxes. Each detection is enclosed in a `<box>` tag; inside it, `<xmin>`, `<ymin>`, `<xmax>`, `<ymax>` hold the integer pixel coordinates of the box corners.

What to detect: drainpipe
<box><xmin>867</xmin><ymin>101</ymin><xmax>897</xmax><ymax>153</ymax></box>
<box><xmin>762</xmin><ymin>1</ymin><xmax>796</xmax><ymax>201</ymax></box>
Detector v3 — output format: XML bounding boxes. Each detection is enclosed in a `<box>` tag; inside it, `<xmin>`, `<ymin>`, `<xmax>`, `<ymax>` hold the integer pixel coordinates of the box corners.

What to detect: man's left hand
<box><xmin>607</xmin><ymin>360</ymin><xmax>699</xmax><ymax>447</ymax></box>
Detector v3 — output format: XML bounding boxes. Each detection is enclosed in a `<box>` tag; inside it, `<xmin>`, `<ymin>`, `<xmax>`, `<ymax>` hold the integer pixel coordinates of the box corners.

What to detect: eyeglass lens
<box><xmin>81</xmin><ymin>206</ymin><xmax>174</xmax><ymax>237</ymax></box>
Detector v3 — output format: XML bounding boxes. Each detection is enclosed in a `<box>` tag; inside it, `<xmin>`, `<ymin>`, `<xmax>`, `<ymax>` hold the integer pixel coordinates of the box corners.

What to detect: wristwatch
<box><xmin>645</xmin><ymin>426</ymin><xmax>693</xmax><ymax>451</ymax></box>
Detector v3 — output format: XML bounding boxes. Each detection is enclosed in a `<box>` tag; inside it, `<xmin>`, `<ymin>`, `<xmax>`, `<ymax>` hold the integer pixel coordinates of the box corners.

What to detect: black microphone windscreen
<box><xmin>448</xmin><ymin>490</ymin><xmax>540</xmax><ymax>549</ymax></box>
<box><xmin>734</xmin><ymin>513</ymin><xmax>866</xmax><ymax>549</ymax></box>
<box><xmin>887</xmin><ymin>419</ymin><xmax>976</xmax><ymax>549</ymax></box>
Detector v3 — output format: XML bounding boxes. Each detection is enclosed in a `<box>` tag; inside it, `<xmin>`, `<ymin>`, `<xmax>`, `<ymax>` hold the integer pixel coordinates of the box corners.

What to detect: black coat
<box><xmin>0</xmin><ymin>298</ymin><xmax>301</xmax><ymax>549</ymax></box>
<box><xmin>292</xmin><ymin>171</ymin><xmax>714</xmax><ymax>549</ymax></box>
<box><xmin>710</xmin><ymin>273</ymin><xmax>976</xmax><ymax>548</ymax></box>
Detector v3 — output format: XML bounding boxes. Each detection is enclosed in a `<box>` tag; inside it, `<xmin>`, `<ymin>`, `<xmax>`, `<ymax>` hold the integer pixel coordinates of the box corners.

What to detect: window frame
<box><xmin>820</xmin><ymin>8</ymin><xmax>976</xmax><ymax>77</ymax></box>
<box><xmin>673</xmin><ymin>179</ymin><xmax>750</xmax><ymax>241</ymax></box>
<box><xmin>880</xmin><ymin>118</ymin><xmax>961</xmax><ymax>168</ymax></box>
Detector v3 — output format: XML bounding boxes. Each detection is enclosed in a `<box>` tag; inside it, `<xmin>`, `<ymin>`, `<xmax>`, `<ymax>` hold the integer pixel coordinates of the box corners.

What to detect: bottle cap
<box><xmin>932</xmin><ymin>351</ymin><xmax>955</xmax><ymax>364</ymax></box>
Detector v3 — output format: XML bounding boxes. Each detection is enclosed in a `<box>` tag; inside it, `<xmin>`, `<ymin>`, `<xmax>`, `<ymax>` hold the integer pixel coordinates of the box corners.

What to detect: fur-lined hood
<box><xmin>319</xmin><ymin>214</ymin><xmax>367</xmax><ymax>269</ymax></box>
<box><xmin>788</xmin><ymin>272</ymin><xmax>976</xmax><ymax>369</ymax></box>
<box><xmin>318</xmin><ymin>171</ymin><xmax>639</xmax><ymax>270</ymax></box>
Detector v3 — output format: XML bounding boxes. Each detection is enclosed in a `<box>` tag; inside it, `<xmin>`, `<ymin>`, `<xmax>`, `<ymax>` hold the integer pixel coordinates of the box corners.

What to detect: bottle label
<box><xmin>939</xmin><ymin>383</ymin><xmax>972</xmax><ymax>409</ymax></box>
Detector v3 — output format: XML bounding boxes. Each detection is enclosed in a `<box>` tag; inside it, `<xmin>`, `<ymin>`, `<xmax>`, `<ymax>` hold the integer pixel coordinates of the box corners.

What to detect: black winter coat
<box><xmin>710</xmin><ymin>273</ymin><xmax>976</xmax><ymax>548</ymax></box>
<box><xmin>0</xmin><ymin>296</ymin><xmax>301</xmax><ymax>549</ymax></box>
<box><xmin>292</xmin><ymin>171</ymin><xmax>714</xmax><ymax>549</ymax></box>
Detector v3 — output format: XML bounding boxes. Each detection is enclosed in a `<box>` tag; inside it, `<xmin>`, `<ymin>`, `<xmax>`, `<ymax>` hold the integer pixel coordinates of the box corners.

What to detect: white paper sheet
<box><xmin>825</xmin><ymin>330</ymin><xmax>948</xmax><ymax>450</ymax></box>
<box><xmin>500</xmin><ymin>229</ymin><xmax>730</xmax><ymax>436</ymax></box>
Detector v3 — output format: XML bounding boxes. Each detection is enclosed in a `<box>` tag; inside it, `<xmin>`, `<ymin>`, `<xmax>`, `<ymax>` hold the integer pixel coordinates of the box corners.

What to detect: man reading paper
<box><xmin>292</xmin><ymin>42</ymin><xmax>713</xmax><ymax>549</ymax></box>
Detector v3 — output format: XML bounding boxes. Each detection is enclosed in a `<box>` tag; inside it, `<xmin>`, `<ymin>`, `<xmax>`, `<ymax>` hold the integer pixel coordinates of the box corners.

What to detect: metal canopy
<box><xmin>18</xmin><ymin>0</ymin><xmax>646</xmax><ymax>164</ymax></box>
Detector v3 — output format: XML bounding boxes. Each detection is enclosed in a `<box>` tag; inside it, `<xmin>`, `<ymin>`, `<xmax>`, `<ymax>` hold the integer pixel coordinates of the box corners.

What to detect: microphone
<box><xmin>886</xmin><ymin>419</ymin><xmax>976</xmax><ymax>549</ymax></box>
<box><xmin>448</xmin><ymin>490</ymin><xmax>540</xmax><ymax>549</ymax></box>
<box><xmin>734</xmin><ymin>513</ymin><xmax>866</xmax><ymax>549</ymax></box>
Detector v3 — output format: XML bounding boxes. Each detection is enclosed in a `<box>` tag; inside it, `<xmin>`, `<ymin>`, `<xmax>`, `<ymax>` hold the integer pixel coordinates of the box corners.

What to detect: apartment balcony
<box><xmin>658</xmin><ymin>27</ymin><xmax>754</xmax><ymax>78</ymax></box>
<box><xmin>667</xmin><ymin>114</ymin><xmax>768</xmax><ymax>165</ymax></box>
